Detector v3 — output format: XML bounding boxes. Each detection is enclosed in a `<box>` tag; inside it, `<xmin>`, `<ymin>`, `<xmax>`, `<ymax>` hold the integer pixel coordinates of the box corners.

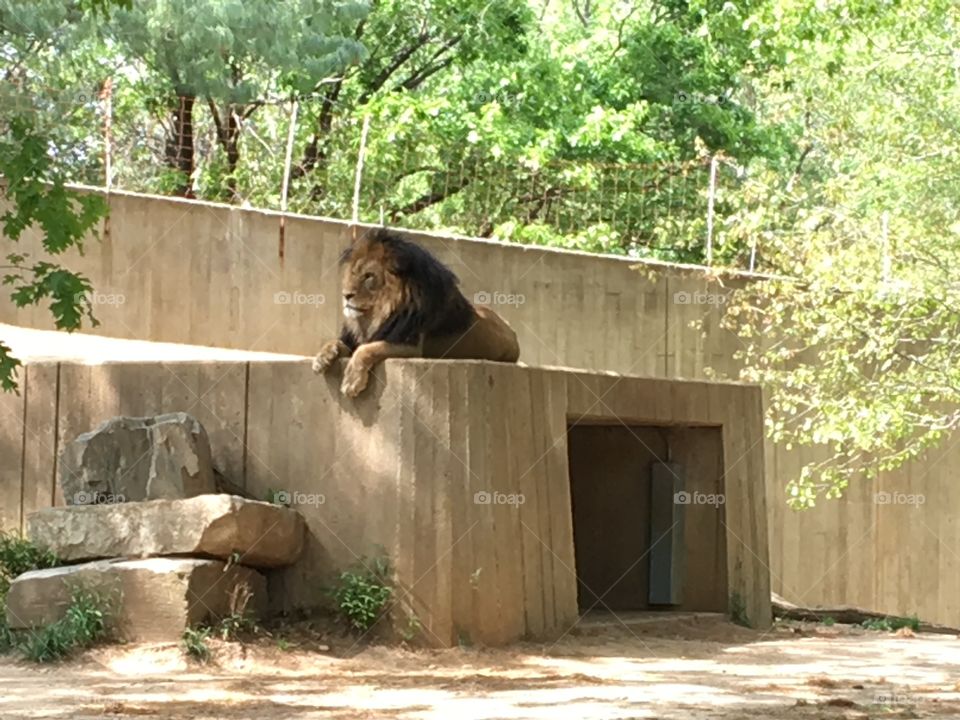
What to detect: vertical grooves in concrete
<box><xmin>241</xmin><ymin>362</ymin><xmax>250</xmax><ymax>492</ymax></box>
<box><xmin>18</xmin><ymin>366</ymin><xmax>28</xmax><ymax>534</ymax></box>
<box><xmin>50</xmin><ymin>363</ymin><xmax>61</xmax><ymax>507</ymax></box>
<box><xmin>663</xmin><ymin>277</ymin><xmax>671</xmax><ymax>378</ymax></box>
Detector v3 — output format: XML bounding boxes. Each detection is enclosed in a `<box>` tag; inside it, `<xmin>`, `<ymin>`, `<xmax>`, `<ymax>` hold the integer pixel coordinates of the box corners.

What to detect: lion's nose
<box><xmin>343</xmin><ymin>292</ymin><xmax>355</xmax><ymax>301</ymax></box>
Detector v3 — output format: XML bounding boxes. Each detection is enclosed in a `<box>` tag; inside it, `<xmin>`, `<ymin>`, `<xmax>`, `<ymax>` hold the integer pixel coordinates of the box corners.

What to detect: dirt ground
<box><xmin>1</xmin><ymin>616</ymin><xmax>959</xmax><ymax>720</ymax></box>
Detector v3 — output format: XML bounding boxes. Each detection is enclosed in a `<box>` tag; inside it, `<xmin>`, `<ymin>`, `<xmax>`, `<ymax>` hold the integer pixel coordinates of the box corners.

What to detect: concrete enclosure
<box><xmin>0</xmin><ymin>358</ymin><xmax>770</xmax><ymax>646</ymax></box>
<box><xmin>6</xmin><ymin>190</ymin><xmax>958</xmax><ymax>629</ymax></box>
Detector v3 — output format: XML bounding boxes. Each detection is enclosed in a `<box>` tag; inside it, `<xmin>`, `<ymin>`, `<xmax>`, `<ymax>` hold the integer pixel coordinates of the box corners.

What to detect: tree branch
<box><xmin>388</xmin><ymin>171</ymin><xmax>473</xmax><ymax>220</ymax></box>
<box><xmin>394</xmin><ymin>35</ymin><xmax>462</xmax><ymax>92</ymax></box>
<box><xmin>358</xmin><ymin>32</ymin><xmax>432</xmax><ymax>104</ymax></box>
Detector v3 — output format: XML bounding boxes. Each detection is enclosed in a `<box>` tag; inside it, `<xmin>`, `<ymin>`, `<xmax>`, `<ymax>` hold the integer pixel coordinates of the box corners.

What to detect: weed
<box><xmin>862</xmin><ymin>615</ymin><xmax>920</xmax><ymax>632</ymax></box>
<box><xmin>398</xmin><ymin>614</ymin><xmax>422</xmax><ymax>643</ymax></box>
<box><xmin>217</xmin><ymin>581</ymin><xmax>258</xmax><ymax>640</ymax></box>
<box><xmin>331</xmin><ymin>554</ymin><xmax>392</xmax><ymax>633</ymax></box>
<box><xmin>18</xmin><ymin>586</ymin><xmax>111</xmax><ymax>663</ymax></box>
<box><xmin>182</xmin><ymin>626</ymin><xmax>212</xmax><ymax>662</ymax></box>
<box><xmin>0</xmin><ymin>533</ymin><xmax>60</xmax><ymax>656</ymax></box>
<box><xmin>0</xmin><ymin>533</ymin><xmax>58</xmax><ymax>579</ymax></box>
<box><xmin>729</xmin><ymin>592</ymin><xmax>751</xmax><ymax>628</ymax></box>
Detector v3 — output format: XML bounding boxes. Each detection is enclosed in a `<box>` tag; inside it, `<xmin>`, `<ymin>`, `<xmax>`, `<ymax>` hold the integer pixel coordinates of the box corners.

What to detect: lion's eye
<box><xmin>362</xmin><ymin>273</ymin><xmax>376</xmax><ymax>289</ymax></box>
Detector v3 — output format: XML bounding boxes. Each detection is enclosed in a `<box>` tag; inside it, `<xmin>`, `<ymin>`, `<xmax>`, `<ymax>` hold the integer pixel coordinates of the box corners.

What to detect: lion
<box><xmin>312</xmin><ymin>228</ymin><xmax>521</xmax><ymax>397</ymax></box>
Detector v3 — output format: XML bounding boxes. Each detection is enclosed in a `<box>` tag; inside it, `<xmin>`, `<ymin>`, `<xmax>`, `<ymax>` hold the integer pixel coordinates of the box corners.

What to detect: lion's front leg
<box><xmin>312</xmin><ymin>339</ymin><xmax>350</xmax><ymax>375</ymax></box>
<box><xmin>341</xmin><ymin>341</ymin><xmax>420</xmax><ymax>398</ymax></box>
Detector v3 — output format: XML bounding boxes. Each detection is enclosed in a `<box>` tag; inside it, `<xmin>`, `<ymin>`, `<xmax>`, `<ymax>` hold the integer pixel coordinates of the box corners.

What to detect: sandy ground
<box><xmin>1</xmin><ymin>616</ymin><xmax>959</xmax><ymax>720</ymax></box>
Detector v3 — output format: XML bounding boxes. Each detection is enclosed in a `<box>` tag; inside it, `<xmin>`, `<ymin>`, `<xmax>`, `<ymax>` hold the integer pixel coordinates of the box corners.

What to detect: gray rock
<box><xmin>59</xmin><ymin>412</ymin><xmax>216</xmax><ymax>505</ymax></box>
<box><xmin>28</xmin><ymin>494</ymin><xmax>306</xmax><ymax>569</ymax></box>
<box><xmin>5</xmin><ymin>557</ymin><xmax>266</xmax><ymax>641</ymax></box>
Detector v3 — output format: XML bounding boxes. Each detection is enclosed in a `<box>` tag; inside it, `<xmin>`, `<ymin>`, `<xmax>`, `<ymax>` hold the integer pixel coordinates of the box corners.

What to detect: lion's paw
<box><xmin>341</xmin><ymin>357</ymin><xmax>370</xmax><ymax>397</ymax></box>
<box><xmin>312</xmin><ymin>341</ymin><xmax>341</xmax><ymax>375</ymax></box>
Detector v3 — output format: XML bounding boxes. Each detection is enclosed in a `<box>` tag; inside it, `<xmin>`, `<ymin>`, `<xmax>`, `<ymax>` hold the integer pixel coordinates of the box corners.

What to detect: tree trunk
<box><xmin>224</xmin><ymin>109</ymin><xmax>241</xmax><ymax>201</ymax></box>
<box><xmin>164</xmin><ymin>94</ymin><xmax>196</xmax><ymax>198</ymax></box>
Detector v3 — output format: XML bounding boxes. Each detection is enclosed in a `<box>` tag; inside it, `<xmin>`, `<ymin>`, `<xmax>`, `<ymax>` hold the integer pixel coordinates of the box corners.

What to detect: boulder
<box><xmin>28</xmin><ymin>494</ymin><xmax>305</xmax><ymax>569</ymax></box>
<box><xmin>59</xmin><ymin>412</ymin><xmax>216</xmax><ymax>506</ymax></box>
<box><xmin>5</xmin><ymin>557</ymin><xmax>266</xmax><ymax>641</ymax></box>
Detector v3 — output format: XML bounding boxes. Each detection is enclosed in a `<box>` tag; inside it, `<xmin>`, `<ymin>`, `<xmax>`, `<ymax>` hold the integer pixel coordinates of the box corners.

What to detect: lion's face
<box><xmin>339</xmin><ymin>239</ymin><xmax>406</xmax><ymax>329</ymax></box>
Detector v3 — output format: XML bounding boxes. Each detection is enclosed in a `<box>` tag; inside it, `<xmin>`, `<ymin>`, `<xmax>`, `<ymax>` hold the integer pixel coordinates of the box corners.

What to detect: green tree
<box><xmin>285</xmin><ymin>0</ymin><xmax>790</xmax><ymax>262</ymax></box>
<box><xmin>0</xmin><ymin>0</ymin><xmax>122</xmax><ymax>392</ymax></box>
<box><xmin>719</xmin><ymin>0</ymin><xmax>960</xmax><ymax>505</ymax></box>
<box><xmin>106</xmin><ymin>0</ymin><xmax>369</xmax><ymax>198</ymax></box>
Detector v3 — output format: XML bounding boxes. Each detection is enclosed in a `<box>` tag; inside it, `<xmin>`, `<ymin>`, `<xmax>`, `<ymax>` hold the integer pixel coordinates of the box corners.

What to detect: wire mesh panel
<box><xmin>1</xmin><ymin>81</ymin><xmax>752</xmax><ymax>266</ymax></box>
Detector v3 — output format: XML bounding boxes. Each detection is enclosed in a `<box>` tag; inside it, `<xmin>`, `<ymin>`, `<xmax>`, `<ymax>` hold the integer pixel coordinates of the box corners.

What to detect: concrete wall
<box><xmin>0</xmin><ymin>190</ymin><xmax>741</xmax><ymax>379</ymax></box>
<box><xmin>2</xmin><ymin>190</ymin><xmax>957</xmax><ymax>628</ymax></box>
<box><xmin>0</xmin><ymin>358</ymin><xmax>771</xmax><ymax>646</ymax></box>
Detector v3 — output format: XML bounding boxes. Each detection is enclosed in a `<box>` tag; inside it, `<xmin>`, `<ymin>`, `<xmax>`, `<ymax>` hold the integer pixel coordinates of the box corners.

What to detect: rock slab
<box><xmin>28</xmin><ymin>494</ymin><xmax>306</xmax><ymax>569</ymax></box>
<box><xmin>60</xmin><ymin>412</ymin><xmax>216</xmax><ymax>505</ymax></box>
<box><xmin>5</xmin><ymin>557</ymin><xmax>266</xmax><ymax>641</ymax></box>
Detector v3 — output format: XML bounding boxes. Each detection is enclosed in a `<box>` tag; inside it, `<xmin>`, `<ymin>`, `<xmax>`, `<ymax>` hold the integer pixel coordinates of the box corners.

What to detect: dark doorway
<box><xmin>567</xmin><ymin>424</ymin><xmax>728</xmax><ymax>614</ymax></box>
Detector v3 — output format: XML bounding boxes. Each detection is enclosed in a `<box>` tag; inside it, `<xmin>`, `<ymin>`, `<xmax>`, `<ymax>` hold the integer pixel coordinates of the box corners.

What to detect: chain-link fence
<box><xmin>2</xmin><ymin>81</ymin><xmax>752</xmax><ymax>267</ymax></box>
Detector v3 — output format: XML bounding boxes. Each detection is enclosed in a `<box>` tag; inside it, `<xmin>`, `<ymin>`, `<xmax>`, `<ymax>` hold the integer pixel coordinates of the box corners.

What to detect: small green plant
<box><xmin>729</xmin><ymin>592</ymin><xmax>751</xmax><ymax>628</ymax></box>
<box><xmin>0</xmin><ymin>619</ymin><xmax>14</xmax><ymax>653</ymax></box>
<box><xmin>0</xmin><ymin>533</ymin><xmax>61</xmax><ymax>655</ymax></box>
<box><xmin>18</xmin><ymin>586</ymin><xmax>111</xmax><ymax>663</ymax></box>
<box><xmin>181</xmin><ymin>582</ymin><xmax>260</xmax><ymax>660</ymax></box>
<box><xmin>398</xmin><ymin>614</ymin><xmax>422</xmax><ymax>643</ymax></box>
<box><xmin>862</xmin><ymin>615</ymin><xmax>920</xmax><ymax>632</ymax></box>
<box><xmin>217</xmin><ymin>581</ymin><xmax>258</xmax><ymax>640</ymax></box>
<box><xmin>217</xmin><ymin>612</ymin><xmax>258</xmax><ymax>641</ymax></box>
<box><xmin>0</xmin><ymin>533</ymin><xmax>59</xmax><ymax>578</ymax></box>
<box><xmin>822</xmin><ymin>616</ymin><xmax>836</xmax><ymax>626</ymax></box>
<box><xmin>331</xmin><ymin>554</ymin><xmax>392</xmax><ymax>633</ymax></box>
<box><xmin>182</xmin><ymin>626</ymin><xmax>212</xmax><ymax>663</ymax></box>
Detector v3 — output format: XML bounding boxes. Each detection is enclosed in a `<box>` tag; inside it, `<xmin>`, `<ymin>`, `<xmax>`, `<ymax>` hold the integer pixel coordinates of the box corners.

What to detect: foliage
<box><xmin>331</xmin><ymin>554</ymin><xmax>392</xmax><ymax>633</ymax></box>
<box><xmin>0</xmin><ymin>531</ymin><xmax>59</xmax><ymax>581</ymax></box>
<box><xmin>0</xmin><ymin>0</ymin><xmax>116</xmax><ymax>392</ymax></box>
<box><xmin>861</xmin><ymin>615</ymin><xmax>920</xmax><ymax>633</ymax></box>
<box><xmin>720</xmin><ymin>0</ymin><xmax>960</xmax><ymax>506</ymax></box>
<box><xmin>216</xmin><ymin>580</ymin><xmax>258</xmax><ymax>640</ymax></box>
<box><xmin>0</xmin><ymin>533</ymin><xmax>62</xmax><ymax>655</ymax></box>
<box><xmin>17</xmin><ymin>586</ymin><xmax>111</xmax><ymax>662</ymax></box>
<box><xmin>0</xmin><ymin>532</ymin><xmax>59</xmax><ymax>651</ymax></box>
<box><xmin>0</xmin><ymin>115</ymin><xmax>105</xmax><ymax>392</ymax></box>
<box><xmin>728</xmin><ymin>591</ymin><xmax>750</xmax><ymax>628</ymax></box>
<box><xmin>4</xmin><ymin>0</ymin><xmax>791</xmax><ymax>262</ymax></box>
<box><xmin>181</xmin><ymin>625</ymin><xmax>213</xmax><ymax>663</ymax></box>
<box><xmin>180</xmin><ymin>582</ymin><xmax>257</xmax><ymax>661</ymax></box>
<box><xmin>104</xmin><ymin>0</ymin><xmax>369</xmax><ymax>197</ymax></box>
